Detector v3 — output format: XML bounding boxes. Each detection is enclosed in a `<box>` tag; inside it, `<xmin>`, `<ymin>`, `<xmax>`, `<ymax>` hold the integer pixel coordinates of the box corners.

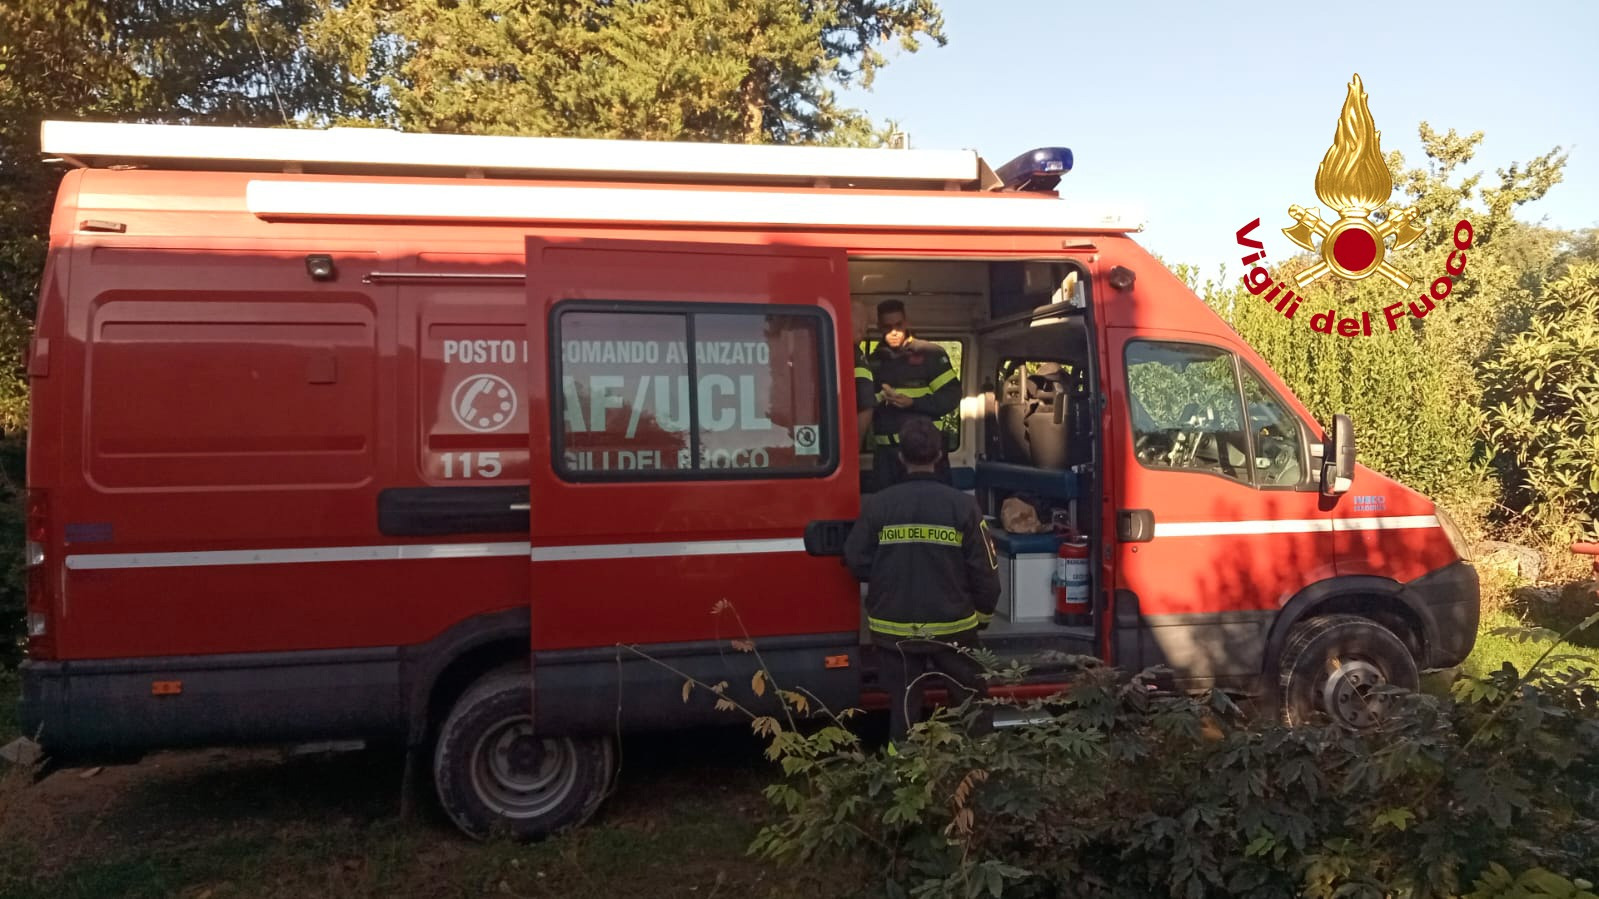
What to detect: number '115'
<box><xmin>442</xmin><ymin>452</ymin><xmax>502</xmax><ymax>478</ymax></box>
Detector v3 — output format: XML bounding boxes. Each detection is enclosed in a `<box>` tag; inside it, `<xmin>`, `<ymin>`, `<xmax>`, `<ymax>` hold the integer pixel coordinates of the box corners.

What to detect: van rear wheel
<box><xmin>433</xmin><ymin>666</ymin><xmax>615</xmax><ymax>841</ymax></box>
<box><xmin>1278</xmin><ymin>614</ymin><xmax>1418</xmax><ymax>729</ymax></box>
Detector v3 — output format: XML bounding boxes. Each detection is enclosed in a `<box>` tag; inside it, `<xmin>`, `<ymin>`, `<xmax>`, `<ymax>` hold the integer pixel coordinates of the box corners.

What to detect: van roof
<box><xmin>42</xmin><ymin>119</ymin><xmax>987</xmax><ymax>189</ymax></box>
<box><xmin>42</xmin><ymin>120</ymin><xmax>1146</xmax><ymax>234</ymax></box>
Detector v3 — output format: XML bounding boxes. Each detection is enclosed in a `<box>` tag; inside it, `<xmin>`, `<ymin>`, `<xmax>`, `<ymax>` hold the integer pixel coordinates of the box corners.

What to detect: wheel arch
<box><xmin>402</xmin><ymin>607</ymin><xmax>531</xmax><ymax>747</ymax></box>
<box><xmin>1263</xmin><ymin>576</ymin><xmax>1437</xmax><ymax>682</ymax></box>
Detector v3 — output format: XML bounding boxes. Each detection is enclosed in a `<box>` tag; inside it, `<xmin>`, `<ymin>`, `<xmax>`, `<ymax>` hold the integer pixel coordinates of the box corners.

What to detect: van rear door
<box><xmin>523</xmin><ymin>237</ymin><xmax>862</xmax><ymax>729</ymax></box>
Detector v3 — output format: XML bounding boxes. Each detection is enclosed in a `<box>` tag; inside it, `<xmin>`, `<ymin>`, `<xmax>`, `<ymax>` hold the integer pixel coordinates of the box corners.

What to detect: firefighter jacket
<box><xmin>868</xmin><ymin>338</ymin><xmax>960</xmax><ymax>448</ymax></box>
<box><xmin>844</xmin><ymin>474</ymin><xmax>1001</xmax><ymax>641</ymax></box>
<box><xmin>853</xmin><ymin>345</ymin><xmax>875</xmax><ymax>413</ymax></box>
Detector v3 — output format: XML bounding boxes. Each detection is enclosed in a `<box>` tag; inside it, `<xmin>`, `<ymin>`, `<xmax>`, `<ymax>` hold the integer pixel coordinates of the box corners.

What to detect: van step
<box><xmin>989</xmin><ymin>649</ymin><xmax>1102</xmax><ymax>678</ymax></box>
<box><xmin>991</xmin><ymin>708</ymin><xmax>1061</xmax><ymax>729</ymax></box>
<box><xmin>858</xmin><ymin>647</ymin><xmax>1100</xmax><ymax>688</ymax></box>
<box><xmin>285</xmin><ymin>739</ymin><xmax>366</xmax><ymax>757</ymax></box>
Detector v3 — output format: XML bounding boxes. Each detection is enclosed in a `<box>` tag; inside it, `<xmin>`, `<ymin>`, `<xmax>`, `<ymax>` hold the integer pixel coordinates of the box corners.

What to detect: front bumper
<box><xmin>1407</xmin><ymin>560</ymin><xmax>1481</xmax><ymax>669</ymax></box>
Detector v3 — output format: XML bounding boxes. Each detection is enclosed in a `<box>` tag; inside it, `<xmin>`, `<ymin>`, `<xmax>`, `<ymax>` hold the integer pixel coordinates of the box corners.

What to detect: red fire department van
<box><xmin>18</xmin><ymin>120</ymin><xmax>1479</xmax><ymax>840</ymax></box>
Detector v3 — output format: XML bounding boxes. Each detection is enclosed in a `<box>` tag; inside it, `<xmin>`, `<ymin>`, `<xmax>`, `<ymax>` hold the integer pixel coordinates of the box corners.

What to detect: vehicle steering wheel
<box><xmin>1171</xmin><ymin>403</ymin><xmax>1216</xmax><ymax>467</ymax></box>
<box><xmin>1135</xmin><ymin>430</ymin><xmax>1172</xmax><ymax>464</ymax></box>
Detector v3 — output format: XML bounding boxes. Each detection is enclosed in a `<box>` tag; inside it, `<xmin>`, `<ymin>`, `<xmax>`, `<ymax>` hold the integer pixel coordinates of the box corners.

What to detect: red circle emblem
<box><xmin>1332</xmin><ymin>228</ymin><xmax>1378</xmax><ymax>272</ymax></box>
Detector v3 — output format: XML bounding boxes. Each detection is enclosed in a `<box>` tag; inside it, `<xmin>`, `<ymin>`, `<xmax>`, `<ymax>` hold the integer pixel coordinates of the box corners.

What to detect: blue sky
<box><xmin>836</xmin><ymin>0</ymin><xmax>1598</xmax><ymax>282</ymax></box>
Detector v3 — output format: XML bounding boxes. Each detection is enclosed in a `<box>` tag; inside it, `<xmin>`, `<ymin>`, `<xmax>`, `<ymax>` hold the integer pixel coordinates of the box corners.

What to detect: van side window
<box><xmin>1124</xmin><ymin>341</ymin><xmax>1251</xmax><ymax>484</ymax></box>
<box><xmin>1240</xmin><ymin>365</ymin><xmax>1305</xmax><ymax>488</ymax></box>
<box><xmin>553</xmin><ymin>304</ymin><xmax>834</xmax><ymax>480</ymax></box>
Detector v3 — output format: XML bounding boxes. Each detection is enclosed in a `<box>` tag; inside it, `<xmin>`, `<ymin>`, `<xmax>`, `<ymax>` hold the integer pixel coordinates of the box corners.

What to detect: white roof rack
<box><xmin>40</xmin><ymin>119</ymin><xmax>985</xmax><ymax>188</ymax></box>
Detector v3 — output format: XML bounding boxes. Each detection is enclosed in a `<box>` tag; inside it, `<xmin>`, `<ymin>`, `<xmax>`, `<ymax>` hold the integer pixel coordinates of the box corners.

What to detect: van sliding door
<box><xmin>523</xmin><ymin>237</ymin><xmax>862</xmax><ymax>732</ymax></box>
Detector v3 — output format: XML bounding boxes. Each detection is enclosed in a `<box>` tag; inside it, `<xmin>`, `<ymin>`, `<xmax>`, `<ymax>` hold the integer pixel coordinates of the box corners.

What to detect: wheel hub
<box><xmin>1323</xmin><ymin>659</ymin><xmax>1389</xmax><ymax>728</ymax></box>
<box><xmin>470</xmin><ymin>717</ymin><xmax>581</xmax><ymax>819</ymax></box>
<box><xmin>505</xmin><ymin>733</ymin><xmax>545</xmax><ymax>778</ymax></box>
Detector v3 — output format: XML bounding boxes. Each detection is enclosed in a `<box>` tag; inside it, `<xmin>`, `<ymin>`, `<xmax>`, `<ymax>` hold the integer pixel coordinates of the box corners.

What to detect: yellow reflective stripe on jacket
<box><xmin>867</xmin><ymin>613</ymin><xmax>981</xmax><ymax>637</ymax></box>
<box><xmin>878</xmin><ymin>523</ymin><xmax>962</xmax><ymax>546</ymax></box>
<box><xmin>928</xmin><ymin>367</ymin><xmax>957</xmax><ymax>391</ymax></box>
<box><xmin>854</xmin><ymin>366</ymin><xmax>874</xmax><ymax>380</ymax></box>
<box><xmin>892</xmin><ymin>384</ymin><xmax>933</xmax><ymax>398</ymax></box>
<box><xmin>875</xmin><ymin>433</ymin><xmax>899</xmax><ymax>446</ymax></box>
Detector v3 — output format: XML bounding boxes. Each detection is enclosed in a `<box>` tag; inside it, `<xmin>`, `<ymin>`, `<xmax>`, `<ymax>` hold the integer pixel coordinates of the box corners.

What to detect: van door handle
<box><xmin>509</xmin><ymin>503</ymin><xmax>530</xmax><ymax>511</ymax></box>
<box><xmin>803</xmin><ymin>519</ymin><xmax>855</xmax><ymax>556</ymax></box>
<box><xmin>1117</xmin><ymin>509</ymin><xmax>1154</xmax><ymax>543</ymax></box>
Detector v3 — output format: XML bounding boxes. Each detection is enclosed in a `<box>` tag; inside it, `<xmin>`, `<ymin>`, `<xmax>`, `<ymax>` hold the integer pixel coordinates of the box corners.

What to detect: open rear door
<box><xmin>524</xmin><ymin>237</ymin><xmax>862</xmax><ymax>732</ymax></box>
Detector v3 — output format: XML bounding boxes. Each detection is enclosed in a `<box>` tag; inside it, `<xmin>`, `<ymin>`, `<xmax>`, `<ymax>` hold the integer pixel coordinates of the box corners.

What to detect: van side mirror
<box><xmin>1321</xmin><ymin>413</ymin><xmax>1355</xmax><ymax>496</ymax></box>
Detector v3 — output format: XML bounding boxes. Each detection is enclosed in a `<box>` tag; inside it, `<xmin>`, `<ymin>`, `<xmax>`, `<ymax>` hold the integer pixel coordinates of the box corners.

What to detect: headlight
<box><xmin>1434</xmin><ymin>505</ymin><xmax>1473</xmax><ymax>562</ymax></box>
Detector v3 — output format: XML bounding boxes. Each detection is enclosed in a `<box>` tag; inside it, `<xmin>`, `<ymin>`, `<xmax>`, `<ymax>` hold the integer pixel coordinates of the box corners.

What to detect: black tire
<box><xmin>1278</xmin><ymin>614</ymin><xmax>1419</xmax><ymax>729</ymax></box>
<box><xmin>433</xmin><ymin>666</ymin><xmax>615</xmax><ymax>841</ymax></box>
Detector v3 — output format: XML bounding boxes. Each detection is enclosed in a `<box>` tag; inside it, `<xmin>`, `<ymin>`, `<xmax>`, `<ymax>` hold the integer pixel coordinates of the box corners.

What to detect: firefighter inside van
<box><xmin>853</xmin><ymin>344</ymin><xmax>875</xmax><ymax>446</ymax></box>
<box><xmin>844</xmin><ymin>417</ymin><xmax>1001</xmax><ymax>748</ymax></box>
<box><xmin>867</xmin><ymin>299</ymin><xmax>961</xmax><ymax>489</ymax></box>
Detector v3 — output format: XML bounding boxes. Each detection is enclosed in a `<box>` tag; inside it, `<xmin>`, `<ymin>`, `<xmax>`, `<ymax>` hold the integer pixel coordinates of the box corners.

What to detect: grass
<box><xmin>1449</xmin><ymin>551</ymin><xmax>1599</xmax><ymax>681</ymax></box>
<box><xmin>1461</xmin><ymin>606</ymin><xmax>1599</xmax><ymax>680</ymax></box>
<box><xmin>0</xmin><ymin>727</ymin><xmax>871</xmax><ymax>899</ymax></box>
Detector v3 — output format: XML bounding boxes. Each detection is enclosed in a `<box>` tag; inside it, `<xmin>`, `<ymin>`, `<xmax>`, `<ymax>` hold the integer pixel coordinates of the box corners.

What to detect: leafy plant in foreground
<box><xmin>647</xmin><ymin>604</ymin><xmax>1599</xmax><ymax>898</ymax></box>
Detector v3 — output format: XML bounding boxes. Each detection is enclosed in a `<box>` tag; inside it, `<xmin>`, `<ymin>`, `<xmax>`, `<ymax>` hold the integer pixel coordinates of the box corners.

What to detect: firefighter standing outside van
<box><xmin>867</xmin><ymin>299</ymin><xmax>961</xmax><ymax>488</ymax></box>
<box><xmin>845</xmin><ymin>417</ymin><xmax>1001</xmax><ymax>745</ymax></box>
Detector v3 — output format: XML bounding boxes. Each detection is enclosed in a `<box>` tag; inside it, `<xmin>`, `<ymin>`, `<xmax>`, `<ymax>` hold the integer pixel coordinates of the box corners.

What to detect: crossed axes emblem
<box><xmin>1282</xmin><ymin>203</ymin><xmax>1425</xmax><ymax>290</ymax></box>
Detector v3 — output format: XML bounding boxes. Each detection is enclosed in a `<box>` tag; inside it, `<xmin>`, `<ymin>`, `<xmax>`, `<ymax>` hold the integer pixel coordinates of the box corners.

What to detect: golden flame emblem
<box><xmin>1283</xmin><ymin>74</ymin><xmax>1424</xmax><ymax>289</ymax></box>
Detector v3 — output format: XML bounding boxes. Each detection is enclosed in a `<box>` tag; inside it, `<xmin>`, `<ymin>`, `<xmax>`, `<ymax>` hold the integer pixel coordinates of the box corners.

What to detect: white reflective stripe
<box><xmin>1152</xmin><ymin>515</ymin><xmax>1439</xmax><ymax>538</ymax></box>
<box><xmin>64</xmin><ymin>541</ymin><xmax>530</xmax><ymax>571</ymax></box>
<box><xmin>1335</xmin><ymin>515</ymin><xmax>1440</xmax><ymax>532</ymax></box>
<box><xmin>531</xmin><ymin>538</ymin><xmax>805</xmax><ymax>563</ymax></box>
<box><xmin>1155</xmin><ymin>519</ymin><xmax>1329</xmax><ymax>537</ymax></box>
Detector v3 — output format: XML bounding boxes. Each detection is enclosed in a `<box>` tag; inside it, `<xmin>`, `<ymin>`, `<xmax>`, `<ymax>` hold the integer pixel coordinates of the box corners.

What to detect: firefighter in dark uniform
<box><xmin>867</xmin><ymin>299</ymin><xmax>961</xmax><ymax>489</ymax></box>
<box><xmin>853</xmin><ymin>344</ymin><xmax>876</xmax><ymax>449</ymax></box>
<box><xmin>844</xmin><ymin>417</ymin><xmax>1001</xmax><ymax>747</ymax></box>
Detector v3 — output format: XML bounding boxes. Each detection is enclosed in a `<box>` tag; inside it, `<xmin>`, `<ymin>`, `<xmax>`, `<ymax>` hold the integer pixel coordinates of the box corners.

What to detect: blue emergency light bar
<box><xmin>995</xmin><ymin>147</ymin><xmax>1074</xmax><ymax>192</ymax></box>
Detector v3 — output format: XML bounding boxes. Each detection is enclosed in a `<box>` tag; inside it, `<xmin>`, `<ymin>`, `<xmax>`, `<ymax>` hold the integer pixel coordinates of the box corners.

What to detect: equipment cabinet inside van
<box><xmin>18</xmin><ymin>120</ymin><xmax>1480</xmax><ymax>840</ymax></box>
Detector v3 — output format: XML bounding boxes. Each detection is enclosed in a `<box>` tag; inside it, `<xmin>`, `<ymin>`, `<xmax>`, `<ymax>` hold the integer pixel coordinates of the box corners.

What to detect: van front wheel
<box><xmin>1278</xmin><ymin>614</ymin><xmax>1419</xmax><ymax>729</ymax></box>
<box><xmin>433</xmin><ymin>667</ymin><xmax>615</xmax><ymax>841</ymax></box>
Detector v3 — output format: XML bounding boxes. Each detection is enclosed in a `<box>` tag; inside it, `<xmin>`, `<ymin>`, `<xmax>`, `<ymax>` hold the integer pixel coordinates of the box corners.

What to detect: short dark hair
<box><xmin>876</xmin><ymin>299</ymin><xmax>906</xmax><ymax>319</ymax></box>
<box><xmin>897</xmin><ymin>417</ymin><xmax>943</xmax><ymax>465</ymax></box>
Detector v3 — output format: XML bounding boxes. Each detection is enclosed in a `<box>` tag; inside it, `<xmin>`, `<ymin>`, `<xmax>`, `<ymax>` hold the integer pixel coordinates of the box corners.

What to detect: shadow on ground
<box><xmin>0</xmin><ymin>724</ymin><xmax>872</xmax><ymax>899</ymax></box>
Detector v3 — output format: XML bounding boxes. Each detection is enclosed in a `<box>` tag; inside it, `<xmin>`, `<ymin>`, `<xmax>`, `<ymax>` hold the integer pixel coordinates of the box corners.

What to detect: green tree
<box><xmin>1389</xmin><ymin>125</ymin><xmax>1566</xmax><ymax>371</ymax></box>
<box><xmin>307</xmin><ymin>0</ymin><xmax>945</xmax><ymax>142</ymax></box>
<box><xmin>1481</xmin><ymin>263</ymin><xmax>1599</xmax><ymax>541</ymax></box>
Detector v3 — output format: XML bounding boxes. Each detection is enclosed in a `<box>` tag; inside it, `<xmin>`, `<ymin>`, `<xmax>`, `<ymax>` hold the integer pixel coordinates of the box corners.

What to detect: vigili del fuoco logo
<box><xmin>1232</xmin><ymin>74</ymin><xmax>1473</xmax><ymax>338</ymax></box>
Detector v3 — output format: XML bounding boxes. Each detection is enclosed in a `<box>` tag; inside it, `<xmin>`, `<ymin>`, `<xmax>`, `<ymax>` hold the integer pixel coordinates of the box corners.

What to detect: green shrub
<box><xmin>746</xmin><ymin>626</ymin><xmax>1599</xmax><ymax>899</ymax></box>
<box><xmin>1481</xmin><ymin>264</ymin><xmax>1599</xmax><ymax>542</ymax></box>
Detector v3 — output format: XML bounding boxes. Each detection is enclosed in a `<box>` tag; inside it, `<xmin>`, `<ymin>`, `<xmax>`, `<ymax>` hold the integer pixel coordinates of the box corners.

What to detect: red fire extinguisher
<box><xmin>1053</xmin><ymin>532</ymin><xmax>1091</xmax><ymax>626</ymax></box>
